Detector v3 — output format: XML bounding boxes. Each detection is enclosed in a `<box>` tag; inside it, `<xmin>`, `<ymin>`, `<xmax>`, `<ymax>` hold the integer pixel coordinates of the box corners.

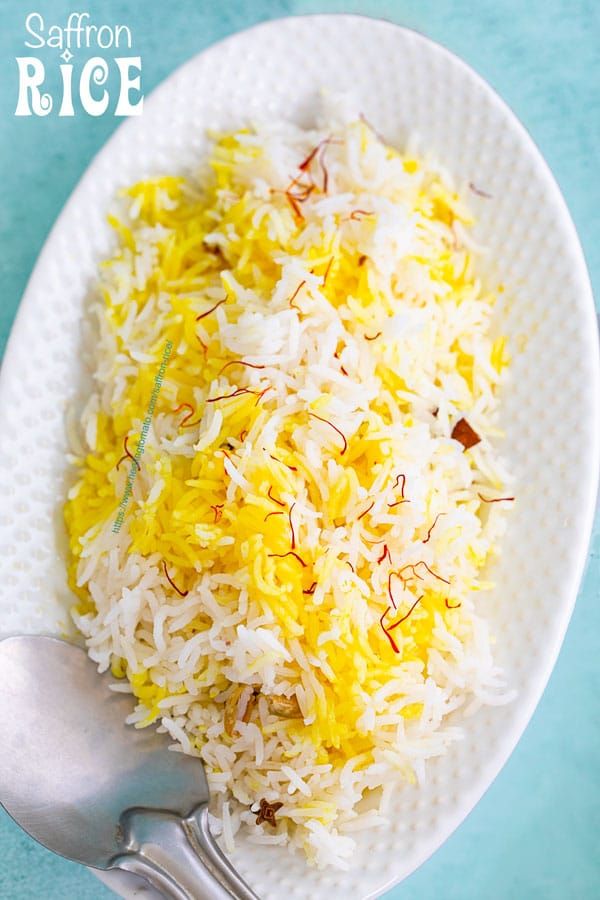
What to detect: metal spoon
<box><xmin>0</xmin><ymin>635</ymin><xmax>260</xmax><ymax>900</ymax></box>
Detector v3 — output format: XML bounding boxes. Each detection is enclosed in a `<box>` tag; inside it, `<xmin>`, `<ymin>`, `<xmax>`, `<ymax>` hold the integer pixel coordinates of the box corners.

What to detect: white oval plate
<box><xmin>0</xmin><ymin>15</ymin><xmax>598</xmax><ymax>900</ymax></box>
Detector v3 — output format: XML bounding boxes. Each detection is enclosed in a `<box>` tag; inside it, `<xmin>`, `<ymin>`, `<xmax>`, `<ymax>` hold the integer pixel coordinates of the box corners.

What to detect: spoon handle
<box><xmin>110</xmin><ymin>805</ymin><xmax>260</xmax><ymax>900</ymax></box>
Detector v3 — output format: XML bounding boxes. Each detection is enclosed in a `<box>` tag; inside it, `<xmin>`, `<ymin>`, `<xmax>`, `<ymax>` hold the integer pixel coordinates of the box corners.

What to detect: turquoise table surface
<box><xmin>0</xmin><ymin>1</ymin><xmax>598</xmax><ymax>897</ymax></box>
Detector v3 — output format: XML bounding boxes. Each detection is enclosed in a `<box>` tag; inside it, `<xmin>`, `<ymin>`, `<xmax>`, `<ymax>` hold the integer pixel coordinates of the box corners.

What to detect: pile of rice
<box><xmin>65</xmin><ymin>101</ymin><xmax>514</xmax><ymax>868</ymax></box>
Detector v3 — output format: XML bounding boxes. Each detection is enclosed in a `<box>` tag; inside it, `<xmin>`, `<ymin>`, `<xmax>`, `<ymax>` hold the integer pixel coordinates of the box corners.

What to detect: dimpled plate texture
<box><xmin>0</xmin><ymin>15</ymin><xmax>598</xmax><ymax>900</ymax></box>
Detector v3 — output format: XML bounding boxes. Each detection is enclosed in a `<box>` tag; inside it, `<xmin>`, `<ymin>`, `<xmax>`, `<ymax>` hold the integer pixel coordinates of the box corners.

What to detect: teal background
<box><xmin>0</xmin><ymin>0</ymin><xmax>598</xmax><ymax>897</ymax></box>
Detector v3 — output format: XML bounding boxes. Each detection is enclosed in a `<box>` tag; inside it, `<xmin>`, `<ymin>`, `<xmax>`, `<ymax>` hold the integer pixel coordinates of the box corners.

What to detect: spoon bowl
<box><xmin>0</xmin><ymin>635</ymin><xmax>258</xmax><ymax>900</ymax></box>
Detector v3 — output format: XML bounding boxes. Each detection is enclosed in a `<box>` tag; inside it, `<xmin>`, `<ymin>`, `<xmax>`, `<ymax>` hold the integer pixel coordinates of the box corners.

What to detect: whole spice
<box><xmin>451</xmin><ymin>417</ymin><xmax>481</xmax><ymax>451</ymax></box>
<box><xmin>254</xmin><ymin>798</ymin><xmax>284</xmax><ymax>828</ymax></box>
<box><xmin>268</xmin><ymin>695</ymin><xmax>302</xmax><ymax>718</ymax></box>
<box><xmin>224</xmin><ymin>684</ymin><xmax>257</xmax><ymax>736</ymax></box>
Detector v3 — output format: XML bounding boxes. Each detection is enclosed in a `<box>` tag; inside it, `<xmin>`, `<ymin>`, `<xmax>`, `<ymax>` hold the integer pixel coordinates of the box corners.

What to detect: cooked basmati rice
<box><xmin>64</xmin><ymin>101</ymin><xmax>514</xmax><ymax>868</ymax></box>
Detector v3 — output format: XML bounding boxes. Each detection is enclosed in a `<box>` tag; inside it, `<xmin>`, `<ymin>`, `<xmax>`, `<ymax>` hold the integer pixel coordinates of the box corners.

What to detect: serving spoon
<box><xmin>0</xmin><ymin>635</ymin><xmax>260</xmax><ymax>900</ymax></box>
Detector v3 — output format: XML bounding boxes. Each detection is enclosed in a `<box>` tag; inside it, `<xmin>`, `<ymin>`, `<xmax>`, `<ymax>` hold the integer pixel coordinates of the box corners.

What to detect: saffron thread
<box><xmin>357</xmin><ymin>501</ymin><xmax>374</xmax><ymax>521</ymax></box>
<box><xmin>445</xmin><ymin>598</ymin><xmax>462</xmax><ymax>609</ymax></box>
<box><xmin>397</xmin><ymin>564</ymin><xmax>424</xmax><ymax>584</ymax></box>
<box><xmin>173</xmin><ymin>402</ymin><xmax>193</xmax><ymax>426</ymax></box>
<box><xmin>269</xmin><ymin>454</ymin><xmax>298</xmax><ymax>472</ymax></box>
<box><xmin>162</xmin><ymin>560</ymin><xmax>188</xmax><ymax>597</ymax></box>
<box><xmin>393</xmin><ymin>474</ymin><xmax>406</xmax><ymax>498</ymax></box>
<box><xmin>397</xmin><ymin>561</ymin><xmax>450</xmax><ymax>586</ymax></box>
<box><xmin>196</xmin><ymin>298</ymin><xmax>226</xmax><ymax>321</ymax></box>
<box><xmin>320</xmin><ymin>150</ymin><xmax>329</xmax><ymax>193</ymax></box>
<box><xmin>268</xmin><ymin>551</ymin><xmax>307</xmax><ymax>568</ymax></box>
<box><xmin>255</xmin><ymin>386</ymin><xmax>273</xmax><ymax>406</ymax></box>
<box><xmin>298</xmin><ymin>136</ymin><xmax>335</xmax><ymax>172</ymax></box>
<box><xmin>288</xmin><ymin>182</ymin><xmax>314</xmax><ymax>202</ymax></box>
<box><xmin>285</xmin><ymin>192</ymin><xmax>303</xmax><ymax>220</ymax></box>
<box><xmin>414</xmin><ymin>560</ymin><xmax>450</xmax><ymax>585</ymax></box>
<box><xmin>267</xmin><ymin>486</ymin><xmax>285</xmax><ymax>507</ymax></box>
<box><xmin>289</xmin><ymin>280</ymin><xmax>306</xmax><ymax>310</ymax></box>
<box><xmin>207</xmin><ymin>388</ymin><xmax>259</xmax><ymax>403</ymax></box>
<box><xmin>288</xmin><ymin>503</ymin><xmax>297</xmax><ymax>550</ymax></box>
<box><xmin>211</xmin><ymin>504</ymin><xmax>224</xmax><ymax>523</ymax></box>
<box><xmin>423</xmin><ymin>513</ymin><xmax>446</xmax><ymax>543</ymax></box>
<box><xmin>173</xmin><ymin>402</ymin><xmax>201</xmax><ymax>429</ymax></box>
<box><xmin>469</xmin><ymin>182</ymin><xmax>492</xmax><ymax>199</ymax></box>
<box><xmin>308</xmin><ymin>412</ymin><xmax>348</xmax><ymax>455</ymax></box>
<box><xmin>218</xmin><ymin>360</ymin><xmax>266</xmax><ymax>375</ymax></box>
<box><xmin>299</xmin><ymin>143</ymin><xmax>321</xmax><ymax>171</ymax></box>
<box><xmin>380</xmin><ymin>607</ymin><xmax>400</xmax><ymax>653</ymax></box>
<box><xmin>388</xmin><ymin>595</ymin><xmax>424</xmax><ymax>631</ymax></box>
<box><xmin>116</xmin><ymin>435</ymin><xmax>140</xmax><ymax>472</ymax></box>
<box><xmin>377</xmin><ymin>544</ymin><xmax>390</xmax><ymax>565</ymax></box>
<box><xmin>359</xmin><ymin>112</ymin><xmax>386</xmax><ymax>143</ymax></box>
